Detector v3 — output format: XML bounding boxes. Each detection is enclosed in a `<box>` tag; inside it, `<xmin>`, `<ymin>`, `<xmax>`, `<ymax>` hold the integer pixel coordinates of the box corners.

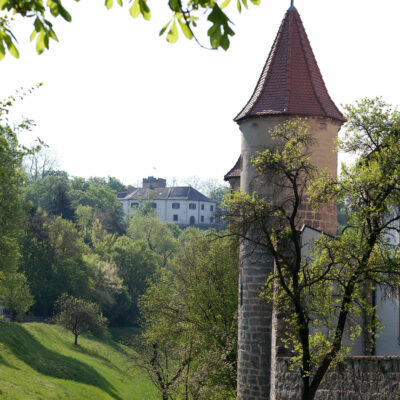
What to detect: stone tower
<box><xmin>229</xmin><ymin>4</ymin><xmax>345</xmax><ymax>400</ymax></box>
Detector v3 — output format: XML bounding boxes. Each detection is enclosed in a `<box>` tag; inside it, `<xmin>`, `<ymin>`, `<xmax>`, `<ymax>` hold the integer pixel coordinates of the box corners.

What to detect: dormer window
<box><xmin>130</xmin><ymin>202</ymin><xmax>139</xmax><ymax>208</ymax></box>
<box><xmin>172</xmin><ymin>203</ymin><xmax>180</xmax><ymax>209</ymax></box>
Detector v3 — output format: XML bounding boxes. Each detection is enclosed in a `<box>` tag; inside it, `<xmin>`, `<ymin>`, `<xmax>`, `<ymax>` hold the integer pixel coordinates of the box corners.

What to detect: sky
<box><xmin>1</xmin><ymin>0</ymin><xmax>400</xmax><ymax>186</ymax></box>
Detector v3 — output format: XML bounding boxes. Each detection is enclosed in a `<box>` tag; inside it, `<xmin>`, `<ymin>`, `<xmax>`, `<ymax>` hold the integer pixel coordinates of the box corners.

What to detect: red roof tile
<box><xmin>234</xmin><ymin>7</ymin><xmax>345</xmax><ymax>123</ymax></box>
<box><xmin>224</xmin><ymin>156</ymin><xmax>242</xmax><ymax>181</ymax></box>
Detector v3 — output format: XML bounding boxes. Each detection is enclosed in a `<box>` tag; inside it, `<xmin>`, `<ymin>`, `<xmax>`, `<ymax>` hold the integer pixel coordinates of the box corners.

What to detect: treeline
<box><xmin>0</xmin><ymin>105</ymin><xmax>238</xmax><ymax>398</ymax></box>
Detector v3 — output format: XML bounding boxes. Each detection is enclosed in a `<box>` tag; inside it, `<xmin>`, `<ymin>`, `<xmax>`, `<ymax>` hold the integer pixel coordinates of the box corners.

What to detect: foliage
<box><xmin>84</xmin><ymin>253</ymin><xmax>123</xmax><ymax>311</ymax></box>
<box><xmin>127</xmin><ymin>213</ymin><xmax>179</xmax><ymax>268</ymax></box>
<box><xmin>226</xmin><ymin>107</ymin><xmax>400</xmax><ymax>400</ymax></box>
<box><xmin>24</xmin><ymin>175</ymin><xmax>74</xmax><ymax>220</ymax></box>
<box><xmin>138</xmin><ymin>229</ymin><xmax>238</xmax><ymax>399</ymax></box>
<box><xmin>23</xmin><ymin>146</ymin><xmax>60</xmax><ymax>183</ymax></box>
<box><xmin>0</xmin><ymin>0</ymin><xmax>259</xmax><ymax>58</ymax></box>
<box><xmin>0</xmin><ymin>272</ymin><xmax>34</xmax><ymax>321</ymax></box>
<box><xmin>70</xmin><ymin>179</ymin><xmax>125</xmax><ymax>234</ymax></box>
<box><xmin>53</xmin><ymin>294</ymin><xmax>108</xmax><ymax>345</ymax></box>
<box><xmin>0</xmin><ymin>114</ymin><xmax>37</xmax><ymax>275</ymax></box>
<box><xmin>20</xmin><ymin>212</ymin><xmax>91</xmax><ymax>316</ymax></box>
<box><xmin>110</xmin><ymin>236</ymin><xmax>158</xmax><ymax>324</ymax></box>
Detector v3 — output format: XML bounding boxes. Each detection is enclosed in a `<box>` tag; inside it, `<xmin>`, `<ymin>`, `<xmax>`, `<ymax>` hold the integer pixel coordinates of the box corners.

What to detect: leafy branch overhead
<box><xmin>0</xmin><ymin>0</ymin><xmax>260</xmax><ymax>58</ymax></box>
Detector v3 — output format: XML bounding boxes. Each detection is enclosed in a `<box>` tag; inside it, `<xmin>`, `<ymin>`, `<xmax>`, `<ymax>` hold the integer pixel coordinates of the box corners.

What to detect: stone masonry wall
<box><xmin>237</xmin><ymin>244</ymin><xmax>275</xmax><ymax>400</ymax></box>
<box><xmin>275</xmin><ymin>356</ymin><xmax>400</xmax><ymax>399</ymax></box>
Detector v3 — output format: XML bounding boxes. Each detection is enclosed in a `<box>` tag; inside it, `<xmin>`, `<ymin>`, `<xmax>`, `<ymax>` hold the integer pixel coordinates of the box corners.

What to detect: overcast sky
<box><xmin>2</xmin><ymin>0</ymin><xmax>400</xmax><ymax>186</ymax></box>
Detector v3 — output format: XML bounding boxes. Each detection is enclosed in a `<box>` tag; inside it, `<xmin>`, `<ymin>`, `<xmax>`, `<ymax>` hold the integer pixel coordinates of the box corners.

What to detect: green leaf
<box><xmin>49</xmin><ymin>28</ymin><xmax>58</xmax><ymax>41</ymax></box>
<box><xmin>105</xmin><ymin>0</ymin><xmax>113</xmax><ymax>9</ymax></box>
<box><xmin>0</xmin><ymin>40</ymin><xmax>5</xmax><ymax>60</ymax></box>
<box><xmin>242</xmin><ymin>0</ymin><xmax>248</xmax><ymax>9</ymax></box>
<box><xmin>0</xmin><ymin>0</ymin><xmax>8</xmax><ymax>9</ymax></box>
<box><xmin>30</xmin><ymin>30</ymin><xmax>37</xmax><ymax>42</ymax></box>
<box><xmin>116</xmin><ymin>0</ymin><xmax>123</xmax><ymax>5</ymax></box>
<box><xmin>237</xmin><ymin>0</ymin><xmax>241</xmax><ymax>12</ymax></box>
<box><xmin>139</xmin><ymin>0</ymin><xmax>151</xmax><ymax>20</ymax></box>
<box><xmin>58</xmin><ymin>5</ymin><xmax>72</xmax><ymax>21</ymax></box>
<box><xmin>6</xmin><ymin>40</ymin><xmax>19</xmax><ymax>58</ymax></box>
<box><xmin>207</xmin><ymin>4</ymin><xmax>234</xmax><ymax>49</ymax></box>
<box><xmin>250</xmin><ymin>0</ymin><xmax>260</xmax><ymax>5</ymax></box>
<box><xmin>47</xmin><ymin>0</ymin><xmax>60</xmax><ymax>17</ymax></box>
<box><xmin>36</xmin><ymin>30</ymin><xmax>46</xmax><ymax>54</ymax></box>
<box><xmin>168</xmin><ymin>0</ymin><xmax>180</xmax><ymax>12</ymax></box>
<box><xmin>129</xmin><ymin>0</ymin><xmax>140</xmax><ymax>18</ymax></box>
<box><xmin>220</xmin><ymin>0</ymin><xmax>231</xmax><ymax>9</ymax></box>
<box><xmin>159</xmin><ymin>21</ymin><xmax>171</xmax><ymax>36</ymax></box>
<box><xmin>34</xmin><ymin>18</ymin><xmax>43</xmax><ymax>33</ymax></box>
<box><xmin>167</xmin><ymin>20</ymin><xmax>178</xmax><ymax>44</ymax></box>
<box><xmin>177</xmin><ymin>17</ymin><xmax>193</xmax><ymax>39</ymax></box>
<box><xmin>220</xmin><ymin>34</ymin><xmax>229</xmax><ymax>50</ymax></box>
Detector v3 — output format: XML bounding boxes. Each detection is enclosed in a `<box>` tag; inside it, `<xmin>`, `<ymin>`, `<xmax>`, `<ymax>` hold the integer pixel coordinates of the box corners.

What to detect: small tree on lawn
<box><xmin>53</xmin><ymin>294</ymin><xmax>107</xmax><ymax>345</ymax></box>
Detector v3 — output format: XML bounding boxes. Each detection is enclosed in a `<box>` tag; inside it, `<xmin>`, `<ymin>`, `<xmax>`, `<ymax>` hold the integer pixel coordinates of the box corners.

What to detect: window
<box><xmin>210</xmin><ymin>205</ymin><xmax>214</xmax><ymax>211</ymax></box>
<box><xmin>172</xmin><ymin>202</ymin><xmax>180</xmax><ymax>209</ymax></box>
<box><xmin>130</xmin><ymin>202</ymin><xmax>139</xmax><ymax>208</ymax></box>
<box><xmin>189</xmin><ymin>203</ymin><xmax>196</xmax><ymax>210</ymax></box>
<box><xmin>210</xmin><ymin>217</ymin><xmax>214</xmax><ymax>223</ymax></box>
<box><xmin>173</xmin><ymin>214</ymin><xmax>178</xmax><ymax>222</ymax></box>
<box><xmin>201</xmin><ymin>216</ymin><xmax>204</xmax><ymax>223</ymax></box>
<box><xmin>150</xmin><ymin>202</ymin><xmax>157</xmax><ymax>209</ymax></box>
<box><xmin>201</xmin><ymin>204</ymin><xmax>204</xmax><ymax>210</ymax></box>
<box><xmin>189</xmin><ymin>216</ymin><xmax>196</xmax><ymax>225</ymax></box>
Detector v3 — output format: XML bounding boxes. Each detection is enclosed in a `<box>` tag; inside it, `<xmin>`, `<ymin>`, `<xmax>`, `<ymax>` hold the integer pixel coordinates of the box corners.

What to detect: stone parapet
<box><xmin>275</xmin><ymin>356</ymin><xmax>400</xmax><ymax>399</ymax></box>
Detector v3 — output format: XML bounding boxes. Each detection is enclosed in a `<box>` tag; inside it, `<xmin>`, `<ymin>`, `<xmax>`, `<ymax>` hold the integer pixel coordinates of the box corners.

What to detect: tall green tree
<box><xmin>70</xmin><ymin>180</ymin><xmax>124</xmax><ymax>234</ymax></box>
<box><xmin>21</xmin><ymin>213</ymin><xmax>91</xmax><ymax>316</ymax></box>
<box><xmin>127</xmin><ymin>213</ymin><xmax>179</xmax><ymax>268</ymax></box>
<box><xmin>0</xmin><ymin>272</ymin><xmax>34</xmax><ymax>321</ymax></box>
<box><xmin>24</xmin><ymin>175</ymin><xmax>74</xmax><ymax>220</ymax></box>
<box><xmin>139</xmin><ymin>229</ymin><xmax>238</xmax><ymax>399</ymax></box>
<box><xmin>226</xmin><ymin>103</ymin><xmax>400</xmax><ymax>400</ymax></box>
<box><xmin>111</xmin><ymin>236</ymin><xmax>157</xmax><ymax>324</ymax></box>
<box><xmin>0</xmin><ymin>121</ymin><xmax>28</xmax><ymax>274</ymax></box>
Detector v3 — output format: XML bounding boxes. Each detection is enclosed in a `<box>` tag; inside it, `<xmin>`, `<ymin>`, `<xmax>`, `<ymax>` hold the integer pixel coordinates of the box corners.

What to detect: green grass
<box><xmin>0</xmin><ymin>322</ymin><xmax>158</xmax><ymax>399</ymax></box>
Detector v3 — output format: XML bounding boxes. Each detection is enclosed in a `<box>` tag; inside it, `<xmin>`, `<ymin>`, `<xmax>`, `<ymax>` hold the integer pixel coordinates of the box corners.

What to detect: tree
<box><xmin>53</xmin><ymin>294</ymin><xmax>107</xmax><ymax>345</ymax></box>
<box><xmin>69</xmin><ymin>179</ymin><xmax>125</xmax><ymax>234</ymax></box>
<box><xmin>23</xmin><ymin>146</ymin><xmax>59</xmax><ymax>183</ymax></box>
<box><xmin>138</xmin><ymin>229</ymin><xmax>238</xmax><ymax>399</ymax></box>
<box><xmin>24</xmin><ymin>175</ymin><xmax>74</xmax><ymax>220</ymax></box>
<box><xmin>20</xmin><ymin>213</ymin><xmax>92</xmax><ymax>316</ymax></box>
<box><xmin>226</xmin><ymin>103</ymin><xmax>400</xmax><ymax>400</ymax></box>
<box><xmin>0</xmin><ymin>272</ymin><xmax>34</xmax><ymax>321</ymax></box>
<box><xmin>0</xmin><ymin>0</ymin><xmax>259</xmax><ymax>59</ymax></box>
<box><xmin>127</xmin><ymin>213</ymin><xmax>179</xmax><ymax>268</ymax></box>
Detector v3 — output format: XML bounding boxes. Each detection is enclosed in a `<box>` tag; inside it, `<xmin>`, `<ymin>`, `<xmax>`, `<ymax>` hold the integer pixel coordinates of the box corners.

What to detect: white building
<box><xmin>118</xmin><ymin>177</ymin><xmax>218</xmax><ymax>227</ymax></box>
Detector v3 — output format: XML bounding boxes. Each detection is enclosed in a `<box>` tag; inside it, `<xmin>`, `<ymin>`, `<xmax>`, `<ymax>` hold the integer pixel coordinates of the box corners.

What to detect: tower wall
<box><xmin>237</xmin><ymin>116</ymin><xmax>340</xmax><ymax>400</ymax></box>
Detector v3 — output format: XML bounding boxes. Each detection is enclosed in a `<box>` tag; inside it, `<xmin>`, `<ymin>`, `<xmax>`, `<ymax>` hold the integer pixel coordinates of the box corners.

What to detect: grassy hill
<box><xmin>0</xmin><ymin>322</ymin><xmax>158</xmax><ymax>400</ymax></box>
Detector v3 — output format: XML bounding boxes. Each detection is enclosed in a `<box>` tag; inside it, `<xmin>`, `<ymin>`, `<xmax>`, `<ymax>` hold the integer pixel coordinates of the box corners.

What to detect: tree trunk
<box><xmin>74</xmin><ymin>333</ymin><xmax>78</xmax><ymax>345</ymax></box>
<box><xmin>162</xmin><ymin>390</ymin><xmax>168</xmax><ymax>400</ymax></box>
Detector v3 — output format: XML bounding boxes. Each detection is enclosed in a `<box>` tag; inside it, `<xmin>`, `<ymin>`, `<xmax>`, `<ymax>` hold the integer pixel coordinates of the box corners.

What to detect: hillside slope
<box><xmin>0</xmin><ymin>322</ymin><xmax>158</xmax><ymax>399</ymax></box>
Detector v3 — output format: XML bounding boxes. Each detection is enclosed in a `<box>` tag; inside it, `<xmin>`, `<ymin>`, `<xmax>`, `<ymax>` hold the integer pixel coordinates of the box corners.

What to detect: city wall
<box><xmin>275</xmin><ymin>356</ymin><xmax>400</xmax><ymax>399</ymax></box>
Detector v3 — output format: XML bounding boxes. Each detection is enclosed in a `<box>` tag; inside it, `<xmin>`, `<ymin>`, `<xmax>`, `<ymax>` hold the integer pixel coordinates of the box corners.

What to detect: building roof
<box><xmin>118</xmin><ymin>186</ymin><xmax>214</xmax><ymax>203</ymax></box>
<box><xmin>224</xmin><ymin>156</ymin><xmax>242</xmax><ymax>181</ymax></box>
<box><xmin>234</xmin><ymin>7</ymin><xmax>345</xmax><ymax>123</ymax></box>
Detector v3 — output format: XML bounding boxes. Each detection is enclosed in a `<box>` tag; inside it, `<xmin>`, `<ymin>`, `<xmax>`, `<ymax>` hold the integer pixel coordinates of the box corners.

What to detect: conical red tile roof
<box><xmin>234</xmin><ymin>7</ymin><xmax>345</xmax><ymax>123</ymax></box>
